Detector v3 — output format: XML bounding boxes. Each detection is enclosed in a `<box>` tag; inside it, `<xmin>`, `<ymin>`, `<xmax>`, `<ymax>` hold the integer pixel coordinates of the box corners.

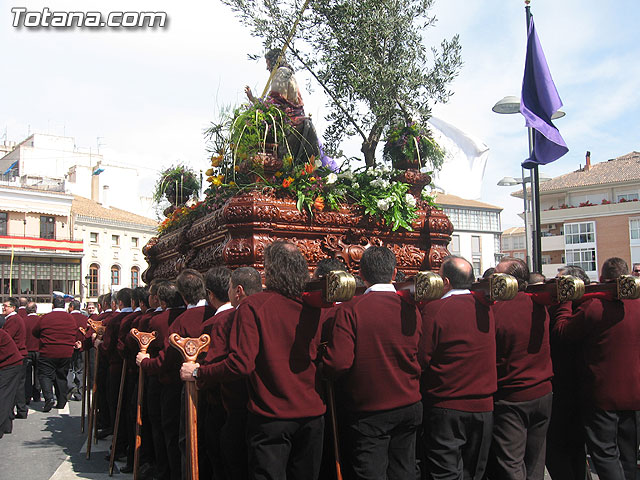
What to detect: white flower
<box><xmin>315</xmin><ymin>157</ymin><xmax>323</xmax><ymax>168</ymax></box>
<box><xmin>377</xmin><ymin>198</ymin><xmax>391</xmax><ymax>211</ymax></box>
<box><xmin>405</xmin><ymin>193</ymin><xmax>417</xmax><ymax>208</ymax></box>
<box><xmin>352</xmin><ymin>182</ymin><xmax>359</xmax><ymax>189</ymax></box>
<box><xmin>326</xmin><ymin>173</ymin><xmax>338</xmax><ymax>185</ymax></box>
<box><xmin>339</xmin><ymin>170</ymin><xmax>354</xmax><ymax>180</ymax></box>
<box><xmin>380</xmin><ymin>179</ymin><xmax>390</xmax><ymax>189</ymax></box>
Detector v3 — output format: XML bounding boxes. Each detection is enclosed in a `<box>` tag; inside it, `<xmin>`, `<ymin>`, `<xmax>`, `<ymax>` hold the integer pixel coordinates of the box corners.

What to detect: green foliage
<box><xmin>153</xmin><ymin>165</ymin><xmax>201</xmax><ymax>207</ymax></box>
<box><xmin>221</xmin><ymin>0</ymin><xmax>461</xmax><ymax>166</ymax></box>
<box><xmin>383</xmin><ymin>121</ymin><xmax>445</xmax><ymax>170</ymax></box>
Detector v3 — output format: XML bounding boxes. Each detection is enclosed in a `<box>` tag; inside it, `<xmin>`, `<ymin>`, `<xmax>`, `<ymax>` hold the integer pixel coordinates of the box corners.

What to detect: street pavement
<box><xmin>0</xmin><ymin>399</ymin><xmax>132</xmax><ymax>480</ymax></box>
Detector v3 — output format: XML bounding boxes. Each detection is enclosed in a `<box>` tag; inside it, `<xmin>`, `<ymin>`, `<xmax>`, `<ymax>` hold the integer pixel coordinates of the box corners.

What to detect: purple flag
<box><xmin>520</xmin><ymin>17</ymin><xmax>568</xmax><ymax>168</ymax></box>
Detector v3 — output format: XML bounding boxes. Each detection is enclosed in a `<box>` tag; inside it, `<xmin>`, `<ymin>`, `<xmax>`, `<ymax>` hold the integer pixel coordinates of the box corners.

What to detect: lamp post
<box><xmin>84</xmin><ymin>274</ymin><xmax>91</xmax><ymax>305</ymax></box>
<box><xmin>493</xmin><ymin>95</ymin><xmax>564</xmax><ymax>273</ymax></box>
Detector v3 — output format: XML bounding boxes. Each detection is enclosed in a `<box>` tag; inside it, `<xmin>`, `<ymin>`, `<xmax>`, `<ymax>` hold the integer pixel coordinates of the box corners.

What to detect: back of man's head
<box><xmin>360</xmin><ymin>246</ymin><xmax>396</xmax><ymax>285</ymax></box>
<box><xmin>557</xmin><ymin>265</ymin><xmax>591</xmax><ymax>285</ymax></box>
<box><xmin>19</xmin><ymin>297</ymin><xmax>28</xmax><ymax>307</ymax></box>
<box><xmin>313</xmin><ymin>258</ymin><xmax>347</xmax><ymax>280</ymax></box>
<box><xmin>117</xmin><ymin>288</ymin><xmax>133</xmax><ymax>308</ymax></box>
<box><xmin>69</xmin><ymin>299</ymin><xmax>81</xmax><ymax>311</ymax></box>
<box><xmin>440</xmin><ymin>256</ymin><xmax>475</xmax><ymax>290</ymax></box>
<box><xmin>205</xmin><ymin>267</ymin><xmax>231</xmax><ymax>303</ymax></box>
<box><xmin>26</xmin><ymin>302</ymin><xmax>37</xmax><ymax>314</ymax></box>
<box><xmin>231</xmin><ymin>267</ymin><xmax>263</xmax><ymax>296</ymax></box>
<box><xmin>264</xmin><ymin>241</ymin><xmax>309</xmax><ymax>298</ymax></box>
<box><xmin>52</xmin><ymin>296</ymin><xmax>65</xmax><ymax>309</ymax></box>
<box><xmin>496</xmin><ymin>257</ymin><xmax>530</xmax><ymax>291</ymax></box>
<box><xmin>176</xmin><ymin>269</ymin><xmax>206</xmax><ymax>305</ymax></box>
<box><xmin>135</xmin><ymin>287</ymin><xmax>149</xmax><ymax>309</ymax></box>
<box><xmin>601</xmin><ymin>257</ymin><xmax>628</xmax><ymax>281</ymax></box>
<box><xmin>102</xmin><ymin>293</ymin><xmax>112</xmax><ymax>310</ymax></box>
<box><xmin>157</xmin><ymin>281</ymin><xmax>184</xmax><ymax>308</ymax></box>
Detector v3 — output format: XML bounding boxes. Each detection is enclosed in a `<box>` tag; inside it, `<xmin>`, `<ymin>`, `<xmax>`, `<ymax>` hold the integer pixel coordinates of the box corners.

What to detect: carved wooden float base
<box><xmin>142</xmin><ymin>189</ymin><xmax>453</xmax><ymax>282</ymax></box>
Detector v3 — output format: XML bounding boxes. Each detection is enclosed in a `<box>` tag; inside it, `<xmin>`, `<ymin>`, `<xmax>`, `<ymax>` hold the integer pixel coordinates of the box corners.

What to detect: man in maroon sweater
<box><xmin>553</xmin><ymin>257</ymin><xmax>640</xmax><ymax>480</ymax></box>
<box><xmin>24</xmin><ymin>302</ymin><xmax>41</xmax><ymax>404</ymax></box>
<box><xmin>181</xmin><ymin>241</ymin><xmax>325</xmax><ymax>479</ymax></box>
<box><xmin>67</xmin><ymin>299</ymin><xmax>87</xmax><ymax>401</ymax></box>
<box><xmin>17</xmin><ymin>296</ymin><xmax>28</xmax><ymax>319</ymax></box>
<box><xmin>2</xmin><ymin>297</ymin><xmax>28</xmax><ymax>419</ymax></box>
<box><xmin>419</xmin><ymin>255</ymin><xmax>497</xmax><ymax>479</ymax></box>
<box><xmin>0</xmin><ymin>328</ymin><xmax>23</xmax><ymax>438</ymax></box>
<box><xmin>323</xmin><ymin>246</ymin><xmax>423</xmax><ymax>479</ymax></box>
<box><xmin>485</xmin><ymin>257</ymin><xmax>553</xmax><ymax>480</ymax></box>
<box><xmin>33</xmin><ymin>296</ymin><xmax>77</xmax><ymax>412</ymax></box>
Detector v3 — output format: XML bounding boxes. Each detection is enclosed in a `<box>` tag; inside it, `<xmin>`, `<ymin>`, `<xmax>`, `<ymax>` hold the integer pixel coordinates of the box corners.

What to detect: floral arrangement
<box><xmin>383</xmin><ymin>121</ymin><xmax>445</xmax><ymax>171</ymax></box>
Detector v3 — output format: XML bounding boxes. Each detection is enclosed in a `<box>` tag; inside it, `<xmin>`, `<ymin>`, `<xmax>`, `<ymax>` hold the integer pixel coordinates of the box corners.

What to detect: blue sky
<box><xmin>1</xmin><ymin>0</ymin><xmax>639</xmax><ymax>227</ymax></box>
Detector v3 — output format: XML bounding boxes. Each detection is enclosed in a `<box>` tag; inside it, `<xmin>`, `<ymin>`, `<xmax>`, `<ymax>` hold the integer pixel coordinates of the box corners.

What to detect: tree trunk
<box><xmin>361</xmin><ymin>124</ymin><xmax>384</xmax><ymax>168</ymax></box>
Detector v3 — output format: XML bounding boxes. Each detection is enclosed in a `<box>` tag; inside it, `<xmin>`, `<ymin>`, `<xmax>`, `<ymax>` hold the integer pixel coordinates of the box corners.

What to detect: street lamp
<box><xmin>493</xmin><ymin>95</ymin><xmax>564</xmax><ymax>273</ymax></box>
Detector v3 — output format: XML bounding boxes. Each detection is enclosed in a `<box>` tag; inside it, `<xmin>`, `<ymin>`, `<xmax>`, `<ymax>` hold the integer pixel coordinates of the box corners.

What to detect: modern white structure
<box><xmin>435</xmin><ymin>193</ymin><xmax>503</xmax><ymax>278</ymax></box>
<box><xmin>72</xmin><ymin>195</ymin><xmax>157</xmax><ymax>302</ymax></box>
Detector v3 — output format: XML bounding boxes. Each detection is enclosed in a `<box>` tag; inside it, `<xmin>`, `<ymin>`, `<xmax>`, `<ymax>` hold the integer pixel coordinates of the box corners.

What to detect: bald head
<box><xmin>440</xmin><ymin>256</ymin><xmax>475</xmax><ymax>292</ymax></box>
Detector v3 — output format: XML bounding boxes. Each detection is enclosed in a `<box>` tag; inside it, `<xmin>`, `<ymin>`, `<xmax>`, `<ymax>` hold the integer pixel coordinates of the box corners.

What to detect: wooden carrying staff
<box><xmin>109</xmin><ymin>358</ymin><xmax>128</xmax><ymax>476</ymax></box>
<box><xmin>169</xmin><ymin>333</ymin><xmax>210</xmax><ymax>480</ymax></box>
<box><xmin>584</xmin><ymin>274</ymin><xmax>640</xmax><ymax>300</ymax></box>
<box><xmin>471</xmin><ymin>273</ymin><xmax>519</xmax><ymax>302</ymax></box>
<box><xmin>525</xmin><ymin>275</ymin><xmax>585</xmax><ymax>302</ymax></box>
<box><xmin>86</xmin><ymin>319</ymin><xmax>105</xmax><ymax>459</ymax></box>
<box><xmin>79</xmin><ymin>326</ymin><xmax>89</xmax><ymax>433</ymax></box>
<box><xmin>130</xmin><ymin>328</ymin><xmax>157</xmax><ymax>480</ymax></box>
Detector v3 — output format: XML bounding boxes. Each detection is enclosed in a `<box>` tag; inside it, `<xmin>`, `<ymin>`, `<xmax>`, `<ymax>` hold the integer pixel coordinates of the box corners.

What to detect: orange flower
<box><xmin>309</xmin><ymin>176</ymin><xmax>316</xmax><ymax>183</ymax></box>
<box><xmin>210</xmin><ymin>155</ymin><xmax>223</xmax><ymax>167</ymax></box>
<box><xmin>305</xmin><ymin>162</ymin><xmax>315</xmax><ymax>175</ymax></box>
<box><xmin>314</xmin><ymin>196</ymin><xmax>325</xmax><ymax>211</ymax></box>
<box><xmin>282</xmin><ymin>177</ymin><xmax>294</xmax><ymax>188</ymax></box>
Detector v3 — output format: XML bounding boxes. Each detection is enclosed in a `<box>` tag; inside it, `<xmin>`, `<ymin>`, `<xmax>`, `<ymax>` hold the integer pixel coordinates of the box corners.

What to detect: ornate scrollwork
<box><xmin>414</xmin><ymin>271</ymin><xmax>444</xmax><ymax>302</ymax></box>
<box><xmin>556</xmin><ymin>275</ymin><xmax>585</xmax><ymax>302</ymax></box>
<box><xmin>617</xmin><ymin>275</ymin><xmax>640</xmax><ymax>299</ymax></box>
<box><xmin>489</xmin><ymin>273</ymin><xmax>519</xmax><ymax>301</ymax></box>
<box><xmin>324</xmin><ymin>270</ymin><xmax>357</xmax><ymax>303</ymax></box>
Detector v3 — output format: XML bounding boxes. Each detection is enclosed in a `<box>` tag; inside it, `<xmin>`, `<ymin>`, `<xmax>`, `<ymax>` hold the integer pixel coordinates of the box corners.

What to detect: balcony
<box><xmin>0</xmin><ymin>233</ymin><xmax>83</xmax><ymax>254</ymax></box>
<box><xmin>541</xmin><ymin>234</ymin><xmax>565</xmax><ymax>252</ymax></box>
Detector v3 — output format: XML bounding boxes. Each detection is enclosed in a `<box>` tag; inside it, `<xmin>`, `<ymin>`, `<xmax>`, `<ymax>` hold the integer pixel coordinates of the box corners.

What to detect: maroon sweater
<box><xmin>24</xmin><ymin>313</ymin><xmax>40</xmax><ymax>352</ymax></box>
<box><xmin>204</xmin><ymin>291</ymin><xmax>326</xmax><ymax>419</ymax></box>
<box><xmin>17</xmin><ymin>307</ymin><xmax>27</xmax><ymax>319</ymax></box>
<box><xmin>70</xmin><ymin>311</ymin><xmax>88</xmax><ymax>351</ymax></box>
<box><xmin>420</xmin><ymin>293</ymin><xmax>497</xmax><ymax>412</ymax></box>
<box><xmin>0</xmin><ymin>328</ymin><xmax>23</xmax><ymax>369</ymax></box>
<box><xmin>198</xmin><ymin>307</ymin><xmax>249</xmax><ymax>413</ymax></box>
<box><xmin>324</xmin><ymin>291</ymin><xmax>422</xmax><ymax>412</ymax></box>
<box><xmin>33</xmin><ymin>310</ymin><xmax>77</xmax><ymax>359</ymax></box>
<box><xmin>553</xmin><ymin>298</ymin><xmax>640</xmax><ymax>411</ymax></box>
<box><xmin>2</xmin><ymin>312</ymin><xmax>27</xmax><ymax>357</ymax></box>
<box><xmin>140</xmin><ymin>307</ymin><xmax>186</xmax><ymax>384</ymax></box>
<box><xmin>99</xmin><ymin>311</ymin><xmax>131</xmax><ymax>369</ymax></box>
<box><xmin>492</xmin><ymin>292</ymin><xmax>553</xmax><ymax>402</ymax></box>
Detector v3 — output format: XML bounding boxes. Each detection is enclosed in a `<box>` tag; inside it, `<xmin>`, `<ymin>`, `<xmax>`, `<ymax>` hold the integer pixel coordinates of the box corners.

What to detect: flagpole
<box><xmin>524</xmin><ymin>1</ymin><xmax>543</xmax><ymax>274</ymax></box>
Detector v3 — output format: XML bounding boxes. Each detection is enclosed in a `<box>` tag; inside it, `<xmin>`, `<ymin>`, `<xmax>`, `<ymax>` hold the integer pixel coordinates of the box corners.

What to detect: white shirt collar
<box><xmin>441</xmin><ymin>289</ymin><xmax>471</xmax><ymax>299</ymax></box>
<box><xmin>70</xmin><ymin>310</ymin><xmax>83</xmax><ymax>314</ymax></box>
<box><xmin>187</xmin><ymin>299</ymin><xmax>208</xmax><ymax>310</ymax></box>
<box><xmin>52</xmin><ymin>308</ymin><xmax>66</xmax><ymax>312</ymax></box>
<box><xmin>120</xmin><ymin>307</ymin><xmax>133</xmax><ymax>313</ymax></box>
<box><xmin>134</xmin><ymin>307</ymin><xmax>141</xmax><ymax>312</ymax></box>
<box><xmin>154</xmin><ymin>307</ymin><xmax>163</xmax><ymax>312</ymax></box>
<box><xmin>105</xmin><ymin>309</ymin><xmax>112</xmax><ymax>312</ymax></box>
<box><xmin>215</xmin><ymin>302</ymin><xmax>234</xmax><ymax>314</ymax></box>
<box><xmin>5</xmin><ymin>311</ymin><xmax>17</xmax><ymax>318</ymax></box>
<box><xmin>28</xmin><ymin>313</ymin><xmax>38</xmax><ymax>316</ymax></box>
<box><xmin>364</xmin><ymin>283</ymin><xmax>396</xmax><ymax>294</ymax></box>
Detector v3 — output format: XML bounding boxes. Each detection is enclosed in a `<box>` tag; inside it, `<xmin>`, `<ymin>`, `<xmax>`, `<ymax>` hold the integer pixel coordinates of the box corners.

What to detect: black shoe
<box><xmin>120</xmin><ymin>464</ymin><xmax>134</xmax><ymax>473</ymax></box>
<box><xmin>54</xmin><ymin>402</ymin><xmax>66</xmax><ymax>410</ymax></box>
<box><xmin>32</xmin><ymin>395</ymin><xmax>41</xmax><ymax>402</ymax></box>
<box><xmin>15</xmin><ymin>413</ymin><xmax>27</xmax><ymax>419</ymax></box>
<box><xmin>104</xmin><ymin>452</ymin><xmax>126</xmax><ymax>462</ymax></box>
<box><xmin>96</xmin><ymin>428</ymin><xmax>112</xmax><ymax>440</ymax></box>
<box><xmin>138</xmin><ymin>463</ymin><xmax>155</xmax><ymax>480</ymax></box>
<box><xmin>71</xmin><ymin>393</ymin><xmax>82</xmax><ymax>401</ymax></box>
<box><xmin>43</xmin><ymin>400</ymin><xmax>55</xmax><ymax>412</ymax></box>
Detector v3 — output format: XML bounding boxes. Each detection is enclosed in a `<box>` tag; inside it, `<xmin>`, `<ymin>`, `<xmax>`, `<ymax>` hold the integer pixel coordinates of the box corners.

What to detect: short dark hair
<box><xmin>157</xmin><ymin>281</ymin><xmax>184</xmax><ymax>308</ymax></box>
<box><xmin>529</xmin><ymin>273</ymin><xmax>546</xmax><ymax>284</ymax></box>
<box><xmin>395</xmin><ymin>270</ymin><xmax>406</xmax><ymax>282</ymax></box>
<box><xmin>264</xmin><ymin>241</ymin><xmax>309</xmax><ymax>298</ymax></box>
<box><xmin>441</xmin><ymin>256</ymin><xmax>475</xmax><ymax>290</ymax></box>
<box><xmin>102</xmin><ymin>293</ymin><xmax>111</xmax><ymax>310</ymax></box>
<box><xmin>19</xmin><ymin>297</ymin><xmax>28</xmax><ymax>307</ymax></box>
<box><xmin>117</xmin><ymin>288</ymin><xmax>133</xmax><ymax>308</ymax></box>
<box><xmin>205</xmin><ymin>267</ymin><xmax>231</xmax><ymax>303</ymax></box>
<box><xmin>498</xmin><ymin>257</ymin><xmax>530</xmax><ymax>291</ymax></box>
<box><xmin>360</xmin><ymin>246</ymin><xmax>396</xmax><ymax>285</ymax></box>
<box><xmin>176</xmin><ymin>269</ymin><xmax>207</xmax><ymax>305</ymax></box>
<box><xmin>135</xmin><ymin>287</ymin><xmax>149</xmax><ymax>308</ymax></box>
<box><xmin>313</xmin><ymin>258</ymin><xmax>347</xmax><ymax>279</ymax></box>
<box><xmin>601</xmin><ymin>257</ymin><xmax>628</xmax><ymax>281</ymax></box>
<box><xmin>482</xmin><ymin>267</ymin><xmax>496</xmax><ymax>279</ymax></box>
<box><xmin>52</xmin><ymin>297</ymin><xmax>65</xmax><ymax>309</ymax></box>
<box><xmin>26</xmin><ymin>302</ymin><xmax>37</xmax><ymax>314</ymax></box>
<box><xmin>69</xmin><ymin>300</ymin><xmax>81</xmax><ymax>311</ymax></box>
<box><xmin>6</xmin><ymin>297</ymin><xmax>18</xmax><ymax>309</ymax></box>
<box><xmin>558</xmin><ymin>265</ymin><xmax>591</xmax><ymax>285</ymax></box>
<box><xmin>231</xmin><ymin>267</ymin><xmax>263</xmax><ymax>296</ymax></box>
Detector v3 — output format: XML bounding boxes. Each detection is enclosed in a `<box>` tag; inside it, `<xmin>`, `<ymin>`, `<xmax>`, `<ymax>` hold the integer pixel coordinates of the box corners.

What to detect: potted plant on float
<box><xmin>153</xmin><ymin>165</ymin><xmax>201</xmax><ymax>216</ymax></box>
<box><xmin>383</xmin><ymin>121</ymin><xmax>445</xmax><ymax>171</ymax></box>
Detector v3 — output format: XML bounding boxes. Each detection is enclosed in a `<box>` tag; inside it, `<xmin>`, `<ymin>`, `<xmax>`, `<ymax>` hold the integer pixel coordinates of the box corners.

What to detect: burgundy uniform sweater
<box><xmin>33</xmin><ymin>310</ymin><xmax>77</xmax><ymax>359</ymax></box>
<box><xmin>492</xmin><ymin>291</ymin><xmax>553</xmax><ymax>402</ymax></box>
<box><xmin>99</xmin><ymin>311</ymin><xmax>131</xmax><ymax>369</ymax></box>
<box><xmin>140</xmin><ymin>307</ymin><xmax>185</xmax><ymax>384</ymax></box>
<box><xmin>0</xmin><ymin>328</ymin><xmax>23</xmax><ymax>369</ymax></box>
<box><xmin>553</xmin><ymin>298</ymin><xmax>640</xmax><ymax>411</ymax></box>
<box><xmin>204</xmin><ymin>291</ymin><xmax>326</xmax><ymax>419</ymax></box>
<box><xmin>24</xmin><ymin>313</ymin><xmax>40</xmax><ymax>352</ymax></box>
<box><xmin>2</xmin><ymin>312</ymin><xmax>27</xmax><ymax>357</ymax></box>
<box><xmin>323</xmin><ymin>291</ymin><xmax>422</xmax><ymax>412</ymax></box>
<box><xmin>70</xmin><ymin>312</ymin><xmax>88</xmax><ymax>351</ymax></box>
<box><xmin>198</xmin><ymin>308</ymin><xmax>249</xmax><ymax>413</ymax></box>
<box><xmin>17</xmin><ymin>307</ymin><xmax>27</xmax><ymax>319</ymax></box>
<box><xmin>420</xmin><ymin>293</ymin><xmax>497</xmax><ymax>412</ymax></box>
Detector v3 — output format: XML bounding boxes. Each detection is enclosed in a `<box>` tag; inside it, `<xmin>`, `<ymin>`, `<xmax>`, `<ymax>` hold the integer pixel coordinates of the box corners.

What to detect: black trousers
<box><xmin>346</xmin><ymin>401</ymin><xmax>422</xmax><ymax>480</ymax></box>
<box><xmin>66</xmin><ymin>349</ymin><xmax>84</xmax><ymax>394</ymax></box>
<box><xmin>247</xmin><ymin>413</ymin><xmax>325</xmax><ymax>480</ymax></box>
<box><xmin>0</xmin><ymin>363</ymin><xmax>21</xmax><ymax>438</ymax></box>
<box><xmin>24</xmin><ymin>351</ymin><xmax>41</xmax><ymax>402</ymax></box>
<box><xmin>11</xmin><ymin>357</ymin><xmax>28</xmax><ymax>418</ymax></box>
<box><xmin>485</xmin><ymin>393</ymin><xmax>552</xmax><ymax>480</ymax></box>
<box><xmin>583</xmin><ymin>407</ymin><xmax>640</xmax><ymax>480</ymax></box>
<box><xmin>160</xmin><ymin>383</ymin><xmax>182</xmax><ymax>480</ymax></box>
<box><xmin>220</xmin><ymin>410</ymin><xmax>249</xmax><ymax>480</ymax></box>
<box><xmin>147</xmin><ymin>376</ymin><xmax>169</xmax><ymax>480</ymax></box>
<box><xmin>107</xmin><ymin>363</ymin><xmax>128</xmax><ymax>454</ymax></box>
<box><xmin>423</xmin><ymin>406</ymin><xmax>493</xmax><ymax>480</ymax></box>
<box><xmin>38</xmin><ymin>356</ymin><xmax>71</xmax><ymax>407</ymax></box>
<box><xmin>545</xmin><ymin>389</ymin><xmax>586</xmax><ymax>480</ymax></box>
